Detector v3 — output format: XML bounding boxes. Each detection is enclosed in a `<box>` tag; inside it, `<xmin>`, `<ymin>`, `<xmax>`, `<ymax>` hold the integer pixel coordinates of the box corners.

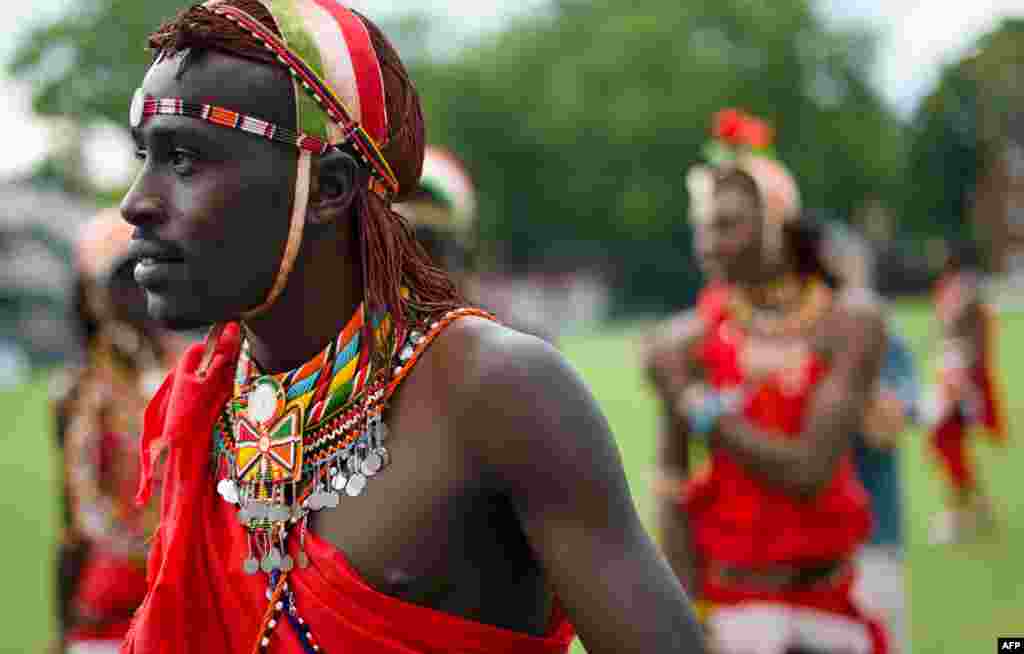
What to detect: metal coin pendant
<box><xmin>217</xmin><ymin>479</ymin><xmax>240</xmax><ymax>504</ymax></box>
<box><xmin>260</xmin><ymin>552</ymin><xmax>275</xmax><ymax>573</ymax></box>
<box><xmin>323</xmin><ymin>492</ymin><xmax>340</xmax><ymax>509</ymax></box>
<box><xmin>243</xmin><ymin>557</ymin><xmax>260</xmax><ymax>575</ymax></box>
<box><xmin>376</xmin><ymin>446</ymin><xmax>391</xmax><ymax>467</ymax></box>
<box><xmin>345</xmin><ymin>473</ymin><xmax>367</xmax><ymax>497</ymax></box>
<box><xmin>360</xmin><ymin>451</ymin><xmax>383</xmax><ymax>477</ymax></box>
<box><xmin>331</xmin><ymin>473</ymin><xmax>348</xmax><ymax>492</ymax></box>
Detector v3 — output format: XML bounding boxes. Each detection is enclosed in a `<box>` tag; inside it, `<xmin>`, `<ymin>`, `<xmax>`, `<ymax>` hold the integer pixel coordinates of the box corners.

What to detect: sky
<box><xmin>1</xmin><ymin>0</ymin><xmax>1021</xmax><ymax>182</ymax></box>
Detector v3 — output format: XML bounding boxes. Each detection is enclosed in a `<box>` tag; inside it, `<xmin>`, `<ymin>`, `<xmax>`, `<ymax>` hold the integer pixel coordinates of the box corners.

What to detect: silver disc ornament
<box><xmin>247</xmin><ymin>376</ymin><xmax>284</xmax><ymax>426</ymax></box>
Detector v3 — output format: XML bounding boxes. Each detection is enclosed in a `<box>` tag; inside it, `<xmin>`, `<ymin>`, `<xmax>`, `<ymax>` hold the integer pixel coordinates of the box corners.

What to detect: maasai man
<box><xmin>645</xmin><ymin>109</ymin><xmax>888</xmax><ymax>654</ymax></box>
<box><xmin>53</xmin><ymin>209</ymin><xmax>182</xmax><ymax>653</ymax></box>
<box><xmin>823</xmin><ymin>224</ymin><xmax>919</xmax><ymax>654</ymax></box>
<box><xmin>927</xmin><ymin>244</ymin><xmax>1006</xmax><ymax>544</ymax></box>
<box><xmin>118</xmin><ymin>2</ymin><xmax>704</xmax><ymax>653</ymax></box>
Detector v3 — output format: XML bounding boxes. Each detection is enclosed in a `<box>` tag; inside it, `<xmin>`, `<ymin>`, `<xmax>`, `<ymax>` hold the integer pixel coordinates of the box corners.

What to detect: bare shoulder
<box><xmin>419</xmin><ymin>314</ymin><xmax>615</xmax><ymax>475</ymax></box>
<box><xmin>428</xmin><ymin>315</ymin><xmax>581</xmax><ymax>401</ymax></box>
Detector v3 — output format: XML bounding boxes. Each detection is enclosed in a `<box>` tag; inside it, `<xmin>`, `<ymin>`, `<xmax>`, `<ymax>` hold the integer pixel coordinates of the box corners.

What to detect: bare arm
<box><xmin>642</xmin><ymin>312</ymin><xmax>705</xmax><ymax>593</ymax></box>
<box><xmin>711</xmin><ymin>292</ymin><xmax>886</xmax><ymax>500</ymax></box>
<box><xmin>465</xmin><ymin>329</ymin><xmax>706</xmax><ymax>654</ymax></box>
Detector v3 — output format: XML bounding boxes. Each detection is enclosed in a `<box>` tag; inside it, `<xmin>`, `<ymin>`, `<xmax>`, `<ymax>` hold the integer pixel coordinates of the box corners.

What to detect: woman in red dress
<box><xmin>646</xmin><ymin>110</ymin><xmax>889</xmax><ymax>654</ymax></box>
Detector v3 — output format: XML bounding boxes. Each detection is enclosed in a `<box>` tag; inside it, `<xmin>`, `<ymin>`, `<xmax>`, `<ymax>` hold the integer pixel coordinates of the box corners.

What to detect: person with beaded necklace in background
<box><xmin>52</xmin><ymin>209</ymin><xmax>184</xmax><ymax>654</ymax></box>
<box><xmin>118</xmin><ymin>2</ymin><xmax>704</xmax><ymax>653</ymax></box>
<box><xmin>644</xmin><ymin>109</ymin><xmax>889</xmax><ymax>654</ymax></box>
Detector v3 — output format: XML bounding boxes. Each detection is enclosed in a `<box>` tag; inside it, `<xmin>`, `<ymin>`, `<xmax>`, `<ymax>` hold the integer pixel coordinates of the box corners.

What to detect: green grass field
<box><xmin>1</xmin><ymin>301</ymin><xmax>1020</xmax><ymax>652</ymax></box>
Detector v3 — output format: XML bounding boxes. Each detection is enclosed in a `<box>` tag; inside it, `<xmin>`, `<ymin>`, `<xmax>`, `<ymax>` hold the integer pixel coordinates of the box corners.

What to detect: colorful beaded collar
<box><xmin>212</xmin><ymin>305</ymin><xmax>496</xmax><ymax>576</ymax></box>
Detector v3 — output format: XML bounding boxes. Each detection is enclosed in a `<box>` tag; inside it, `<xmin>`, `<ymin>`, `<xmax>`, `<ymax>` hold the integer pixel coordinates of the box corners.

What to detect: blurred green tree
<box><xmin>412</xmin><ymin>0</ymin><xmax>905</xmax><ymax>311</ymax></box>
<box><xmin>11</xmin><ymin>0</ymin><xmax>906</xmax><ymax>312</ymax></box>
<box><xmin>903</xmin><ymin>19</ymin><xmax>1024</xmax><ymax>264</ymax></box>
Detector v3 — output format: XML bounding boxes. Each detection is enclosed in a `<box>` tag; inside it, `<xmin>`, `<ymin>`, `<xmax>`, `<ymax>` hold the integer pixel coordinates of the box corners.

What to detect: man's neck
<box><xmin>242</xmin><ymin>235</ymin><xmax>364</xmax><ymax>374</ymax></box>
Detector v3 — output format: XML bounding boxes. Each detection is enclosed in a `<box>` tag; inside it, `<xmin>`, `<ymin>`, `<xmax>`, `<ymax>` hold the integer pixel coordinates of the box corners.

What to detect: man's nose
<box><xmin>120</xmin><ymin>177</ymin><xmax>165</xmax><ymax>228</ymax></box>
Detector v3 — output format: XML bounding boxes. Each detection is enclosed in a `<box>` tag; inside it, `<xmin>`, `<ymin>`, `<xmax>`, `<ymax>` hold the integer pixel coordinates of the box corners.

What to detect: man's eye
<box><xmin>134</xmin><ymin>147</ymin><xmax>148</xmax><ymax>161</ymax></box>
<box><xmin>171</xmin><ymin>149</ymin><xmax>198</xmax><ymax>175</ymax></box>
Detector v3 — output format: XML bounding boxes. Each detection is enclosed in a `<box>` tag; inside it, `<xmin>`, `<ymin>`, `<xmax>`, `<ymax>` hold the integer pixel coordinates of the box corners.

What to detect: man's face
<box><xmin>693</xmin><ymin>186</ymin><xmax>763</xmax><ymax>284</ymax></box>
<box><xmin>122</xmin><ymin>50</ymin><xmax>298</xmax><ymax>330</ymax></box>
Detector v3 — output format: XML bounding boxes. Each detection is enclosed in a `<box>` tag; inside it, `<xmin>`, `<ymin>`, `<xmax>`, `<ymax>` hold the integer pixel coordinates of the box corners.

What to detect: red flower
<box><xmin>740</xmin><ymin>116</ymin><xmax>774</xmax><ymax>149</ymax></box>
<box><xmin>713</xmin><ymin>108</ymin><xmax>746</xmax><ymax>145</ymax></box>
<box><xmin>712</xmin><ymin>109</ymin><xmax>775</xmax><ymax>149</ymax></box>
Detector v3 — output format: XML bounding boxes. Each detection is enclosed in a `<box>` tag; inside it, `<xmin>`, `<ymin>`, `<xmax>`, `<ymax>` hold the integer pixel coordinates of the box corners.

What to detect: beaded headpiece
<box><xmin>130</xmin><ymin>0</ymin><xmax>398</xmax><ymax>318</ymax></box>
<box><xmin>419</xmin><ymin>146</ymin><xmax>476</xmax><ymax>230</ymax></box>
<box><xmin>396</xmin><ymin>145</ymin><xmax>477</xmax><ymax>243</ymax></box>
<box><xmin>686</xmin><ymin>108</ymin><xmax>800</xmax><ymax>260</ymax></box>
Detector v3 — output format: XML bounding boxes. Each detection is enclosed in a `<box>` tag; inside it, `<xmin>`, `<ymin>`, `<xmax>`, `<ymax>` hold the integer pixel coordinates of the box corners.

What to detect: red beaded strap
<box><xmin>384</xmin><ymin>307</ymin><xmax>497</xmax><ymax>400</ymax></box>
<box><xmin>298</xmin><ymin>307</ymin><xmax>496</xmax><ymax>501</ymax></box>
<box><xmin>250</xmin><ymin>572</ymin><xmax>290</xmax><ymax>654</ymax></box>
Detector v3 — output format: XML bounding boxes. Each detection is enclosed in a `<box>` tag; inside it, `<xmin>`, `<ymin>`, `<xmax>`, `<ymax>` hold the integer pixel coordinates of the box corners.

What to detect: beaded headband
<box><xmin>130</xmin><ymin>93</ymin><xmax>393</xmax><ymax>198</ymax></box>
<box><xmin>132</xmin><ymin>94</ymin><xmax>328</xmax><ymax>154</ymax></box>
<box><xmin>406</xmin><ymin>145</ymin><xmax>477</xmax><ymax>237</ymax></box>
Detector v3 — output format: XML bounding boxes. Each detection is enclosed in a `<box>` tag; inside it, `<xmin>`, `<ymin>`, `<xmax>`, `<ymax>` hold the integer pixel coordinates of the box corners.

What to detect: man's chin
<box><xmin>145</xmin><ymin>293</ymin><xmax>216</xmax><ymax>332</ymax></box>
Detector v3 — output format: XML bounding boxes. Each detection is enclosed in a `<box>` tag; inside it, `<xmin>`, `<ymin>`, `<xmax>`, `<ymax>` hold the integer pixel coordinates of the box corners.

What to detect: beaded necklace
<box><xmin>212</xmin><ymin>304</ymin><xmax>496</xmax><ymax>579</ymax></box>
<box><xmin>728</xmin><ymin>275</ymin><xmax>831</xmax><ymax>337</ymax></box>
<box><xmin>210</xmin><ymin>304</ymin><xmax>495</xmax><ymax>654</ymax></box>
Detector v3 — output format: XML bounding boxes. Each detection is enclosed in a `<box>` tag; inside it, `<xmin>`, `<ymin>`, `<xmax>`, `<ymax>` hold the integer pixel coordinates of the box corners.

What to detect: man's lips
<box><xmin>129</xmin><ymin>241</ymin><xmax>186</xmax><ymax>288</ymax></box>
<box><xmin>127</xmin><ymin>239</ymin><xmax>185</xmax><ymax>265</ymax></box>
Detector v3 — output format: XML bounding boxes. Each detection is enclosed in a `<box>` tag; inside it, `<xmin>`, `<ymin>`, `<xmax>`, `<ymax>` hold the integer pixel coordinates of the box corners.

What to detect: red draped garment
<box><xmin>122</xmin><ymin>321</ymin><xmax>574</xmax><ymax>654</ymax></box>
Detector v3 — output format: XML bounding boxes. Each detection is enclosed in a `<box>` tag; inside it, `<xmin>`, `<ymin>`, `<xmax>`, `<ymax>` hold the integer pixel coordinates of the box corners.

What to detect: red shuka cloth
<box><xmin>123</xmin><ymin>322</ymin><xmax>574</xmax><ymax>654</ymax></box>
<box><xmin>684</xmin><ymin>286</ymin><xmax>872</xmax><ymax>567</ymax></box>
<box><xmin>683</xmin><ymin>286</ymin><xmax>884</xmax><ymax>653</ymax></box>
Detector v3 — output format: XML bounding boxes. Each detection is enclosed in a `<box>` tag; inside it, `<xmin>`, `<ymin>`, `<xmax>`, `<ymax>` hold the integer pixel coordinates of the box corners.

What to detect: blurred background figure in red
<box><xmin>395</xmin><ymin>145</ymin><xmax>479</xmax><ymax>292</ymax></box>
<box><xmin>926</xmin><ymin>244</ymin><xmax>1008</xmax><ymax>544</ymax></box>
<box><xmin>645</xmin><ymin>110</ymin><xmax>889</xmax><ymax>654</ymax></box>
<box><xmin>51</xmin><ymin>208</ymin><xmax>183</xmax><ymax>654</ymax></box>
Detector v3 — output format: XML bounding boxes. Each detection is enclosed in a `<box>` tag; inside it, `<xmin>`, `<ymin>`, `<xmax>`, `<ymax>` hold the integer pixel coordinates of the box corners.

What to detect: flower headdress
<box><xmin>686</xmin><ymin>108</ymin><xmax>800</xmax><ymax>260</ymax></box>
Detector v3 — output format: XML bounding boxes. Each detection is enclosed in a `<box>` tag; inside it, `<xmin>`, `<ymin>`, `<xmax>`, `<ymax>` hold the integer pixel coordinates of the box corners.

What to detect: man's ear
<box><xmin>308</xmin><ymin>148</ymin><xmax>365</xmax><ymax>226</ymax></box>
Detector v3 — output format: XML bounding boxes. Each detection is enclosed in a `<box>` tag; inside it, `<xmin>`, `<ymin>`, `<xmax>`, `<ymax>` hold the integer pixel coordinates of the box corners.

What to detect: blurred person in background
<box><xmin>926</xmin><ymin>244</ymin><xmax>1007</xmax><ymax>544</ymax></box>
<box><xmin>394</xmin><ymin>144</ymin><xmax>477</xmax><ymax>291</ymax></box>
<box><xmin>823</xmin><ymin>224</ymin><xmax>919</xmax><ymax>654</ymax></box>
<box><xmin>645</xmin><ymin>110</ymin><xmax>888</xmax><ymax>654</ymax></box>
<box><xmin>117</xmin><ymin>2</ymin><xmax>704</xmax><ymax>653</ymax></box>
<box><xmin>51</xmin><ymin>209</ymin><xmax>183</xmax><ymax>653</ymax></box>
<box><xmin>397</xmin><ymin>145</ymin><xmax>558</xmax><ymax>342</ymax></box>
